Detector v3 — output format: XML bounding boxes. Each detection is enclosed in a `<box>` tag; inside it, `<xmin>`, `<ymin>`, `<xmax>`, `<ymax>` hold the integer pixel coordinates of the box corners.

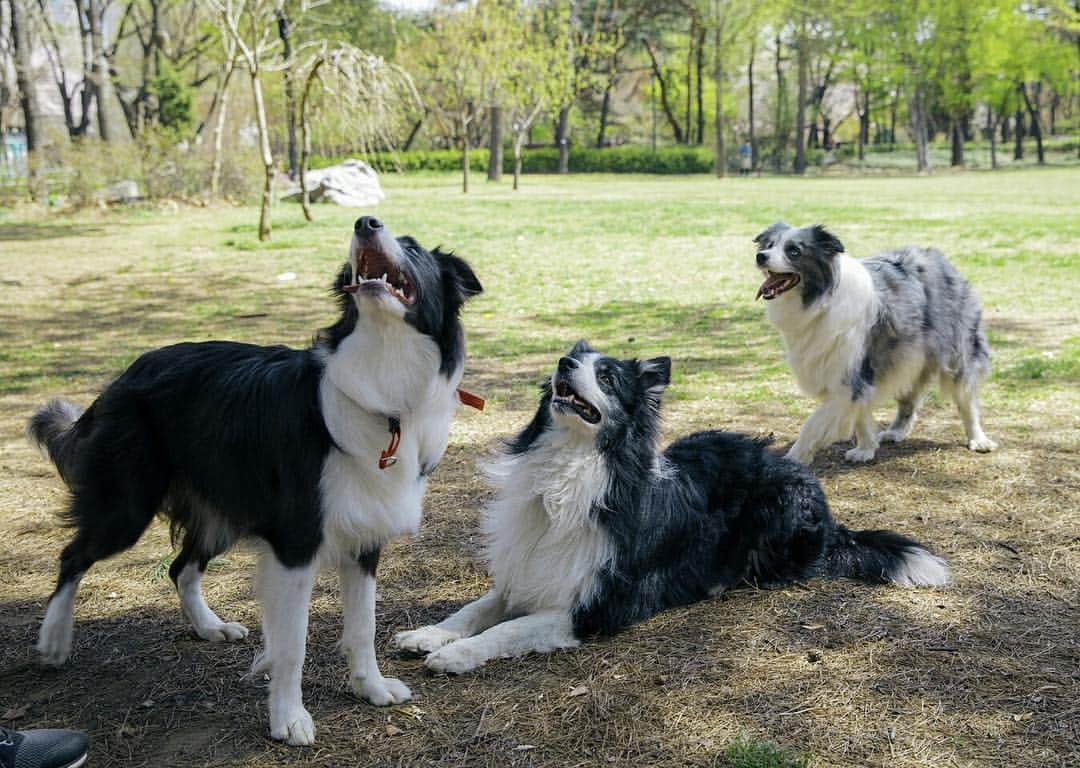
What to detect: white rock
<box><xmin>281</xmin><ymin>159</ymin><xmax>384</xmax><ymax>207</ymax></box>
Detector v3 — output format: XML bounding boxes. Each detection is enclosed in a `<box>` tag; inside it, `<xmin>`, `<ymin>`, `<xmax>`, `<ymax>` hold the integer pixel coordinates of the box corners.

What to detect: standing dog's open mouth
<box><xmin>756</xmin><ymin>271</ymin><xmax>801</xmax><ymax>300</ymax></box>
<box><xmin>349</xmin><ymin>244</ymin><xmax>416</xmax><ymax>305</ymax></box>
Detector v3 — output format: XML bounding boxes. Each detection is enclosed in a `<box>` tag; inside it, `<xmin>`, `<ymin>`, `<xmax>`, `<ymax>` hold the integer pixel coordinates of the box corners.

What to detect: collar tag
<box><xmin>378</xmin><ymin>416</ymin><xmax>401</xmax><ymax>469</ymax></box>
<box><xmin>457</xmin><ymin>388</ymin><xmax>485</xmax><ymax>411</ymax></box>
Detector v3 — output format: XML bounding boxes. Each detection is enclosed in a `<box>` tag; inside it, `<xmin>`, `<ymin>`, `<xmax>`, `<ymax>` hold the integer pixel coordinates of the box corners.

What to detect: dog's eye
<box><xmin>597</xmin><ymin>372</ymin><xmax>614</xmax><ymax>388</ymax></box>
<box><xmin>786</xmin><ymin>245</ymin><xmax>801</xmax><ymax>259</ymax></box>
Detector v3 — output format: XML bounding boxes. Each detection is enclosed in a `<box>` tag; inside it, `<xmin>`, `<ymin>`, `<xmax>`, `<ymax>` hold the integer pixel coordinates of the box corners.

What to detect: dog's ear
<box><xmin>437</xmin><ymin>250</ymin><xmax>483</xmax><ymax>302</ymax></box>
<box><xmin>638</xmin><ymin>356</ymin><xmax>671</xmax><ymax>395</ymax></box>
<box><xmin>810</xmin><ymin>225</ymin><xmax>844</xmax><ymax>257</ymax></box>
<box><xmin>570</xmin><ymin>339</ymin><xmax>594</xmax><ymax>356</ymax></box>
<box><xmin>754</xmin><ymin>221</ymin><xmax>789</xmax><ymax>247</ymax></box>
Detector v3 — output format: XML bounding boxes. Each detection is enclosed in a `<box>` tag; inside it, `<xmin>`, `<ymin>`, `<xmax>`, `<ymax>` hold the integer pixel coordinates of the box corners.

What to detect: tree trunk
<box><xmin>685</xmin><ymin>20</ymin><xmax>694</xmax><ymax>145</ymax></box>
<box><xmin>298</xmin><ymin>58</ymin><xmax>324</xmax><ymax>222</ymax></box>
<box><xmin>950</xmin><ymin>120</ymin><xmax>964</xmax><ymax>166</ymax></box>
<box><xmin>487</xmin><ymin>105</ymin><xmax>503</xmax><ymax>181</ymax></box>
<box><xmin>747</xmin><ymin>37</ymin><xmax>755</xmax><ymax>171</ymax></box>
<box><xmin>909</xmin><ymin>84</ymin><xmax>930</xmax><ymax>172</ymax></box>
<box><xmin>250</xmin><ymin>68</ymin><xmax>274</xmax><ymax>241</ymax></box>
<box><xmin>1013</xmin><ymin>109</ymin><xmax>1024</xmax><ymax>160</ymax></box>
<box><xmin>277</xmin><ymin>7</ymin><xmax>297</xmax><ymax>180</ymax></box>
<box><xmin>10</xmin><ymin>0</ymin><xmax>43</xmax><ymax>197</ymax></box>
<box><xmin>597</xmin><ymin>82</ymin><xmax>612</xmax><ymax>147</ymax></box>
<box><xmin>856</xmin><ymin>87</ymin><xmax>868</xmax><ymax>161</ymax></box>
<box><xmin>462</xmin><ymin>114</ymin><xmax>470</xmax><ymax>193</ymax></box>
<box><xmin>888</xmin><ymin>90</ymin><xmax>898</xmax><ymax>149</ymax></box>
<box><xmin>1018</xmin><ymin>81</ymin><xmax>1044</xmax><ymax>165</ymax></box>
<box><xmin>793</xmin><ymin>14</ymin><xmax>808</xmax><ymax>174</ymax></box>
<box><xmin>87</xmin><ymin>0</ymin><xmax>118</xmax><ymax>142</ymax></box>
<box><xmin>513</xmin><ymin>133</ymin><xmax>524</xmax><ymax>191</ymax></box>
<box><xmin>713</xmin><ymin>8</ymin><xmax>724</xmax><ymax>177</ymax></box>
<box><xmin>642</xmin><ymin>37</ymin><xmax>684</xmax><ymax>144</ymax></box>
<box><xmin>695</xmin><ymin>24</ymin><xmax>705</xmax><ymax>145</ymax></box>
<box><xmin>987</xmin><ymin>107</ymin><xmax>997</xmax><ymax>170</ymax></box>
<box><xmin>773</xmin><ymin>29</ymin><xmax>786</xmax><ymax>171</ymax></box>
<box><xmin>556</xmin><ymin>105</ymin><xmax>570</xmax><ymax>173</ymax></box>
<box><xmin>210</xmin><ymin>59</ymin><xmax>234</xmax><ymax>198</ymax></box>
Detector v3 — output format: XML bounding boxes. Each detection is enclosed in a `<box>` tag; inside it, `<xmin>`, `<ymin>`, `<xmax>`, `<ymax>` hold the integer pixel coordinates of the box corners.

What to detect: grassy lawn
<box><xmin>0</xmin><ymin>169</ymin><xmax>1077</xmax><ymax>768</ymax></box>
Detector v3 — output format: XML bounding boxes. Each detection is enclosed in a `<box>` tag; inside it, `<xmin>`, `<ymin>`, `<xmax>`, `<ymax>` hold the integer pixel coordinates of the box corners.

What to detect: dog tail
<box><xmin>27</xmin><ymin>399</ymin><xmax>85</xmax><ymax>486</ymax></box>
<box><xmin>824</xmin><ymin>527</ymin><xmax>951</xmax><ymax>588</ymax></box>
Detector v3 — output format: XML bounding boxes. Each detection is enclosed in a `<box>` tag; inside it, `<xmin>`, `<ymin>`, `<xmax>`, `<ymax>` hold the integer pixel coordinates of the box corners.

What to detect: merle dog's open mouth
<box><xmin>352</xmin><ymin>245</ymin><xmax>415</xmax><ymax>305</ymax></box>
<box><xmin>756</xmin><ymin>271</ymin><xmax>801</xmax><ymax>300</ymax></box>
<box><xmin>553</xmin><ymin>379</ymin><xmax>601</xmax><ymax>423</ymax></box>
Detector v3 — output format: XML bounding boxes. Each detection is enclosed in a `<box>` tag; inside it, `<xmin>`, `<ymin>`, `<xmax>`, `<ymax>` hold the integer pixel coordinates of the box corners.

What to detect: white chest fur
<box><xmin>767</xmin><ymin>254</ymin><xmax>877</xmax><ymax>400</ymax></box>
<box><xmin>316</xmin><ymin>317</ymin><xmax>461</xmax><ymax>567</ymax></box>
<box><xmin>482</xmin><ymin>429</ymin><xmax>615</xmax><ymax>614</ymax></box>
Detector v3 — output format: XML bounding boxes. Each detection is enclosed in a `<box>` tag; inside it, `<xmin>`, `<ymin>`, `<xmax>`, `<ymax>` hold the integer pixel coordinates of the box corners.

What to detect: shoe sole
<box><xmin>63</xmin><ymin>753</ymin><xmax>88</xmax><ymax>768</ymax></box>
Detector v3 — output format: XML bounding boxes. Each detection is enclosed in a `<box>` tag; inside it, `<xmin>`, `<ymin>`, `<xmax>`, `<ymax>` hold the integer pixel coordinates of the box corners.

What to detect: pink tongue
<box><xmin>756</xmin><ymin>274</ymin><xmax>787</xmax><ymax>299</ymax></box>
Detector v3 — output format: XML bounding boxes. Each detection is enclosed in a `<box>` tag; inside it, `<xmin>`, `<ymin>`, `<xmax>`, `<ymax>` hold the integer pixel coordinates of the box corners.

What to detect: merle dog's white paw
<box><xmin>844</xmin><ymin>446</ymin><xmax>877</xmax><ymax>463</ymax></box>
<box><xmin>424</xmin><ymin>640</ymin><xmax>485</xmax><ymax>674</ymax></box>
<box><xmin>352</xmin><ymin>675</ymin><xmax>412</xmax><ymax>706</ymax></box>
<box><xmin>270</xmin><ymin>704</ymin><xmax>315</xmax><ymax>746</ymax></box>
<box><xmin>968</xmin><ymin>436</ymin><xmax>998</xmax><ymax>453</ymax></box>
<box><xmin>877</xmin><ymin>429</ymin><xmax>907</xmax><ymax>444</ymax></box>
<box><xmin>194</xmin><ymin>619</ymin><xmax>249</xmax><ymax>643</ymax></box>
<box><xmin>393</xmin><ymin>626</ymin><xmax>460</xmax><ymax>655</ymax></box>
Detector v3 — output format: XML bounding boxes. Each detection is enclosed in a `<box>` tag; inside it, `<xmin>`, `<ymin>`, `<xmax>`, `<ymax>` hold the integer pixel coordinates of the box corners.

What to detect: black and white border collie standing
<box><xmin>392</xmin><ymin>342</ymin><xmax>949</xmax><ymax>673</ymax></box>
<box><xmin>753</xmin><ymin>222</ymin><xmax>997</xmax><ymax>465</ymax></box>
<box><xmin>27</xmin><ymin>217</ymin><xmax>482</xmax><ymax>745</ymax></box>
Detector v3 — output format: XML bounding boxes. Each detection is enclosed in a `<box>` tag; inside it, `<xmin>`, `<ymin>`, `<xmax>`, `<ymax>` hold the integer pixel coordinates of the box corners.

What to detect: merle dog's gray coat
<box><xmin>754</xmin><ymin>222</ymin><xmax>997</xmax><ymax>463</ymax></box>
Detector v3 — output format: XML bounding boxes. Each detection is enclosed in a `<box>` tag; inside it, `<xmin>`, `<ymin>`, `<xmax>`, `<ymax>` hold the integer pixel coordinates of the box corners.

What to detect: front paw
<box><xmin>424</xmin><ymin>640</ymin><xmax>484</xmax><ymax>675</ymax></box>
<box><xmin>968</xmin><ymin>436</ymin><xmax>998</xmax><ymax>453</ymax></box>
<box><xmin>352</xmin><ymin>675</ymin><xmax>412</xmax><ymax>706</ymax></box>
<box><xmin>844</xmin><ymin>446</ymin><xmax>877</xmax><ymax>463</ymax></box>
<box><xmin>270</xmin><ymin>704</ymin><xmax>315</xmax><ymax>746</ymax></box>
<box><xmin>194</xmin><ymin>619</ymin><xmax>249</xmax><ymax>643</ymax></box>
<box><xmin>877</xmin><ymin>429</ymin><xmax>906</xmax><ymax>444</ymax></box>
<box><xmin>785</xmin><ymin>446</ymin><xmax>814</xmax><ymax>465</ymax></box>
<box><xmin>393</xmin><ymin>626</ymin><xmax>460</xmax><ymax>655</ymax></box>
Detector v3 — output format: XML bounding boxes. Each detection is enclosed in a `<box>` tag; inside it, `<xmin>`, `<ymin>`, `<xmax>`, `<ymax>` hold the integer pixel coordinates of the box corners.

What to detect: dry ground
<box><xmin>0</xmin><ymin>171</ymin><xmax>1077</xmax><ymax>767</ymax></box>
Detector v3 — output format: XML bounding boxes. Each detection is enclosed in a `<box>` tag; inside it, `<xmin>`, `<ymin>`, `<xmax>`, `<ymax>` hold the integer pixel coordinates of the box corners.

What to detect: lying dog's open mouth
<box><xmin>552</xmin><ymin>379</ymin><xmax>601</xmax><ymax>423</ymax></box>
<box><xmin>756</xmin><ymin>271</ymin><xmax>801</xmax><ymax>300</ymax></box>
<box><xmin>348</xmin><ymin>246</ymin><xmax>415</xmax><ymax>305</ymax></box>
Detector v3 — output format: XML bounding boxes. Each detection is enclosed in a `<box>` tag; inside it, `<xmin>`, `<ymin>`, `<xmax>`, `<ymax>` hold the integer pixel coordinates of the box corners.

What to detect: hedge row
<box><xmin>311</xmin><ymin>145</ymin><xmax>717</xmax><ymax>175</ymax></box>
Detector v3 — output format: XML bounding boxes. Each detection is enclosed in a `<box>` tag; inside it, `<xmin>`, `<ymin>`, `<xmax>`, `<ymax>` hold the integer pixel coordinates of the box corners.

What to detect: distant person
<box><xmin>738</xmin><ymin>141</ymin><xmax>753</xmax><ymax>176</ymax></box>
<box><xmin>0</xmin><ymin>725</ymin><xmax>88</xmax><ymax>768</ymax></box>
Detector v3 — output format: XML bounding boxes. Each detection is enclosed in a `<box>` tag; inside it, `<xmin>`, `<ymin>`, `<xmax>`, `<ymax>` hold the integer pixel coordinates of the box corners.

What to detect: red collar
<box><xmin>377</xmin><ymin>388</ymin><xmax>485</xmax><ymax>470</ymax></box>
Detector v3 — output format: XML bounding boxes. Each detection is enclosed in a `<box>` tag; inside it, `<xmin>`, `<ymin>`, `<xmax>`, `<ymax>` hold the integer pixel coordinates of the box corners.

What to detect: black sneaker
<box><xmin>0</xmin><ymin>726</ymin><xmax>88</xmax><ymax>768</ymax></box>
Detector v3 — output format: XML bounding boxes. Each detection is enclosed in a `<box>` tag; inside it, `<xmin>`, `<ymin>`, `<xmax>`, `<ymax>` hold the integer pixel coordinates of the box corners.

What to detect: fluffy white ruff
<box><xmin>481</xmin><ymin>423</ymin><xmax>614</xmax><ymax>615</ymax></box>
<box><xmin>889</xmin><ymin>547</ymin><xmax>952</xmax><ymax>587</ymax></box>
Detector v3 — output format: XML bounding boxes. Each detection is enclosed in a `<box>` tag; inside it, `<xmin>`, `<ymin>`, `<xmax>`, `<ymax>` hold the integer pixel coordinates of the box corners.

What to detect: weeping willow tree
<box><xmin>296</xmin><ymin>44</ymin><xmax>419</xmax><ymax>221</ymax></box>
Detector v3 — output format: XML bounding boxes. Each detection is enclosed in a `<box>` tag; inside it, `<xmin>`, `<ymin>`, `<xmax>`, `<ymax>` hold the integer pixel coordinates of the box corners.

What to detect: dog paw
<box><xmin>877</xmin><ymin>429</ymin><xmax>907</xmax><ymax>444</ymax></box>
<box><xmin>968</xmin><ymin>436</ymin><xmax>998</xmax><ymax>453</ymax></box>
<box><xmin>352</xmin><ymin>675</ymin><xmax>412</xmax><ymax>706</ymax></box>
<box><xmin>194</xmin><ymin>620</ymin><xmax>249</xmax><ymax>643</ymax></box>
<box><xmin>37</xmin><ymin>622</ymin><xmax>73</xmax><ymax>667</ymax></box>
<box><xmin>393</xmin><ymin>626</ymin><xmax>460</xmax><ymax>655</ymax></box>
<box><xmin>844</xmin><ymin>446</ymin><xmax>877</xmax><ymax>463</ymax></box>
<box><xmin>270</xmin><ymin>704</ymin><xmax>315</xmax><ymax>746</ymax></box>
<box><xmin>784</xmin><ymin>447</ymin><xmax>814</xmax><ymax>465</ymax></box>
<box><xmin>424</xmin><ymin>641</ymin><xmax>485</xmax><ymax>675</ymax></box>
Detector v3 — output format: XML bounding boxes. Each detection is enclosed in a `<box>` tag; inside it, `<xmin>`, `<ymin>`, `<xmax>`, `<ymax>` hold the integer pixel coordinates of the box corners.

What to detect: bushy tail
<box><xmin>825</xmin><ymin>527</ymin><xmax>951</xmax><ymax>587</ymax></box>
<box><xmin>27</xmin><ymin>399</ymin><xmax>85</xmax><ymax>486</ymax></box>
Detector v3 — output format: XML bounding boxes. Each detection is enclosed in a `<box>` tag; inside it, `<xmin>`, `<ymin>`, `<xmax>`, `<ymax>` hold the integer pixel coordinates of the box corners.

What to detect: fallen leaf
<box><xmin>2</xmin><ymin>705</ymin><xmax>28</xmax><ymax>721</ymax></box>
<box><xmin>513</xmin><ymin>745</ymin><xmax>537</xmax><ymax>751</ymax></box>
<box><xmin>385</xmin><ymin>724</ymin><xmax>403</xmax><ymax>736</ymax></box>
<box><xmin>801</xmin><ymin>624</ymin><xmax>824</xmax><ymax>631</ymax></box>
<box><xmin>1013</xmin><ymin>712</ymin><xmax>1033</xmax><ymax>722</ymax></box>
<box><xmin>568</xmin><ymin>685</ymin><xmax>589</xmax><ymax>698</ymax></box>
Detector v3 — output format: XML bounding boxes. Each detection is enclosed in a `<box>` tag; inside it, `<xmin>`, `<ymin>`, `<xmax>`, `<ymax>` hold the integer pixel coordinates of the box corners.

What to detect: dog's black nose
<box><xmin>355</xmin><ymin>216</ymin><xmax>384</xmax><ymax>234</ymax></box>
<box><xmin>756</xmin><ymin>251</ymin><xmax>769</xmax><ymax>267</ymax></box>
<box><xmin>557</xmin><ymin>356</ymin><xmax>577</xmax><ymax>375</ymax></box>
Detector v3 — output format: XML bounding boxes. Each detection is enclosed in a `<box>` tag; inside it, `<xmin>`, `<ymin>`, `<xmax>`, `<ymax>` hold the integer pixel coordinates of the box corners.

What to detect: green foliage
<box><xmin>723</xmin><ymin>736</ymin><xmax>810</xmax><ymax>768</ymax></box>
<box><xmin>314</xmin><ymin>145</ymin><xmax>715</xmax><ymax>175</ymax></box>
<box><xmin>149</xmin><ymin>60</ymin><xmax>194</xmax><ymax>135</ymax></box>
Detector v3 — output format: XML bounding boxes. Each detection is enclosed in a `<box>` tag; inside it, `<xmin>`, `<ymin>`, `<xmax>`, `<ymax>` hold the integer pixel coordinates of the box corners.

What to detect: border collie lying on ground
<box><xmin>28</xmin><ymin>217</ymin><xmax>482</xmax><ymax>745</ymax></box>
<box><xmin>393</xmin><ymin>342</ymin><xmax>949</xmax><ymax>673</ymax></box>
<box><xmin>753</xmin><ymin>222</ymin><xmax>996</xmax><ymax>465</ymax></box>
